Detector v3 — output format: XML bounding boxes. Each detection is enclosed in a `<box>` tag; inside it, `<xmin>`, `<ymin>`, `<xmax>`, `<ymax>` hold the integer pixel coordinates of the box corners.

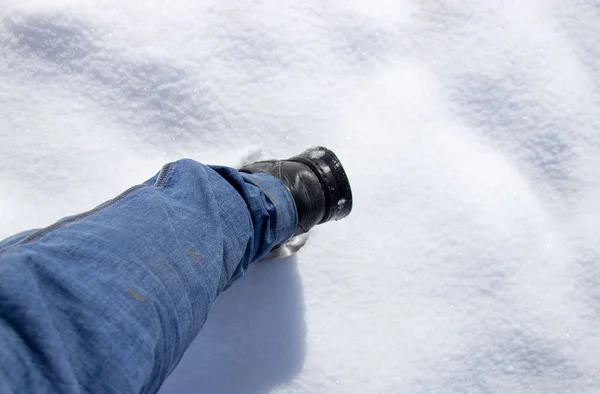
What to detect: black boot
<box><xmin>240</xmin><ymin>146</ymin><xmax>353</xmax><ymax>236</ymax></box>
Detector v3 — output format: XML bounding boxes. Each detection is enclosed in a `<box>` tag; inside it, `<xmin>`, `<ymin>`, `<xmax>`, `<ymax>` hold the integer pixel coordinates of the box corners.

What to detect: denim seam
<box><xmin>0</xmin><ymin>163</ymin><xmax>177</xmax><ymax>256</ymax></box>
<box><xmin>154</xmin><ymin>162</ymin><xmax>176</xmax><ymax>188</ymax></box>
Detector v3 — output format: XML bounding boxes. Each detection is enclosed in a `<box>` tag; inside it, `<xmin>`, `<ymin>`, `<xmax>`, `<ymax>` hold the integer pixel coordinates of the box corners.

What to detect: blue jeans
<box><xmin>0</xmin><ymin>159</ymin><xmax>298</xmax><ymax>393</ymax></box>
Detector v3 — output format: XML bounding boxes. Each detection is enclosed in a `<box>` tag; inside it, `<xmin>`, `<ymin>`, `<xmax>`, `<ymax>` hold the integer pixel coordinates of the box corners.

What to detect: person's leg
<box><xmin>0</xmin><ymin>159</ymin><xmax>297</xmax><ymax>394</ymax></box>
<box><xmin>0</xmin><ymin>229</ymin><xmax>39</xmax><ymax>250</ymax></box>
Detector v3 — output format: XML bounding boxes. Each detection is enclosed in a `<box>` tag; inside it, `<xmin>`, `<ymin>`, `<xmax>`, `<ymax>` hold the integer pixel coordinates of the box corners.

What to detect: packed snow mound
<box><xmin>1</xmin><ymin>0</ymin><xmax>600</xmax><ymax>393</ymax></box>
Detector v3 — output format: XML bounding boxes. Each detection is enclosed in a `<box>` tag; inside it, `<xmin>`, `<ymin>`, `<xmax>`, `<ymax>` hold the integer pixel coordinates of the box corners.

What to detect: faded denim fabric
<box><xmin>0</xmin><ymin>159</ymin><xmax>298</xmax><ymax>394</ymax></box>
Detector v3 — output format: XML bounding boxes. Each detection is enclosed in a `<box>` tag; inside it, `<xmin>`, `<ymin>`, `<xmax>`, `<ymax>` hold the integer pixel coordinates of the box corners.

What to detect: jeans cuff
<box><xmin>241</xmin><ymin>172</ymin><xmax>298</xmax><ymax>245</ymax></box>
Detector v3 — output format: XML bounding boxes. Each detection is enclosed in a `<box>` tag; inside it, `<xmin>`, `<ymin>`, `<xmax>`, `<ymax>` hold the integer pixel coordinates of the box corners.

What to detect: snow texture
<box><xmin>2</xmin><ymin>0</ymin><xmax>600</xmax><ymax>393</ymax></box>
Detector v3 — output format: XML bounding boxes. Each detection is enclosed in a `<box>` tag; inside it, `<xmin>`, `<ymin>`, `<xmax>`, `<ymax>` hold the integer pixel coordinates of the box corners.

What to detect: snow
<box><xmin>2</xmin><ymin>0</ymin><xmax>600</xmax><ymax>392</ymax></box>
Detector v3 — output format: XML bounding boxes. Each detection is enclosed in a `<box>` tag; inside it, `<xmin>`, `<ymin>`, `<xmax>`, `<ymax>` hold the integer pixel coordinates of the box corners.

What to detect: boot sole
<box><xmin>290</xmin><ymin>146</ymin><xmax>353</xmax><ymax>223</ymax></box>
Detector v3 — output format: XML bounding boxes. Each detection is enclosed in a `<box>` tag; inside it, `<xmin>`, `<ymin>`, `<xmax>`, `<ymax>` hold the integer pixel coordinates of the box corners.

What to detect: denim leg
<box><xmin>0</xmin><ymin>229</ymin><xmax>38</xmax><ymax>250</ymax></box>
<box><xmin>0</xmin><ymin>159</ymin><xmax>297</xmax><ymax>394</ymax></box>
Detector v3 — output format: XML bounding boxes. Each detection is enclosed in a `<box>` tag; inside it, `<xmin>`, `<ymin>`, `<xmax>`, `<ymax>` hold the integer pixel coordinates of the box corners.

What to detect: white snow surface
<box><xmin>2</xmin><ymin>0</ymin><xmax>600</xmax><ymax>393</ymax></box>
